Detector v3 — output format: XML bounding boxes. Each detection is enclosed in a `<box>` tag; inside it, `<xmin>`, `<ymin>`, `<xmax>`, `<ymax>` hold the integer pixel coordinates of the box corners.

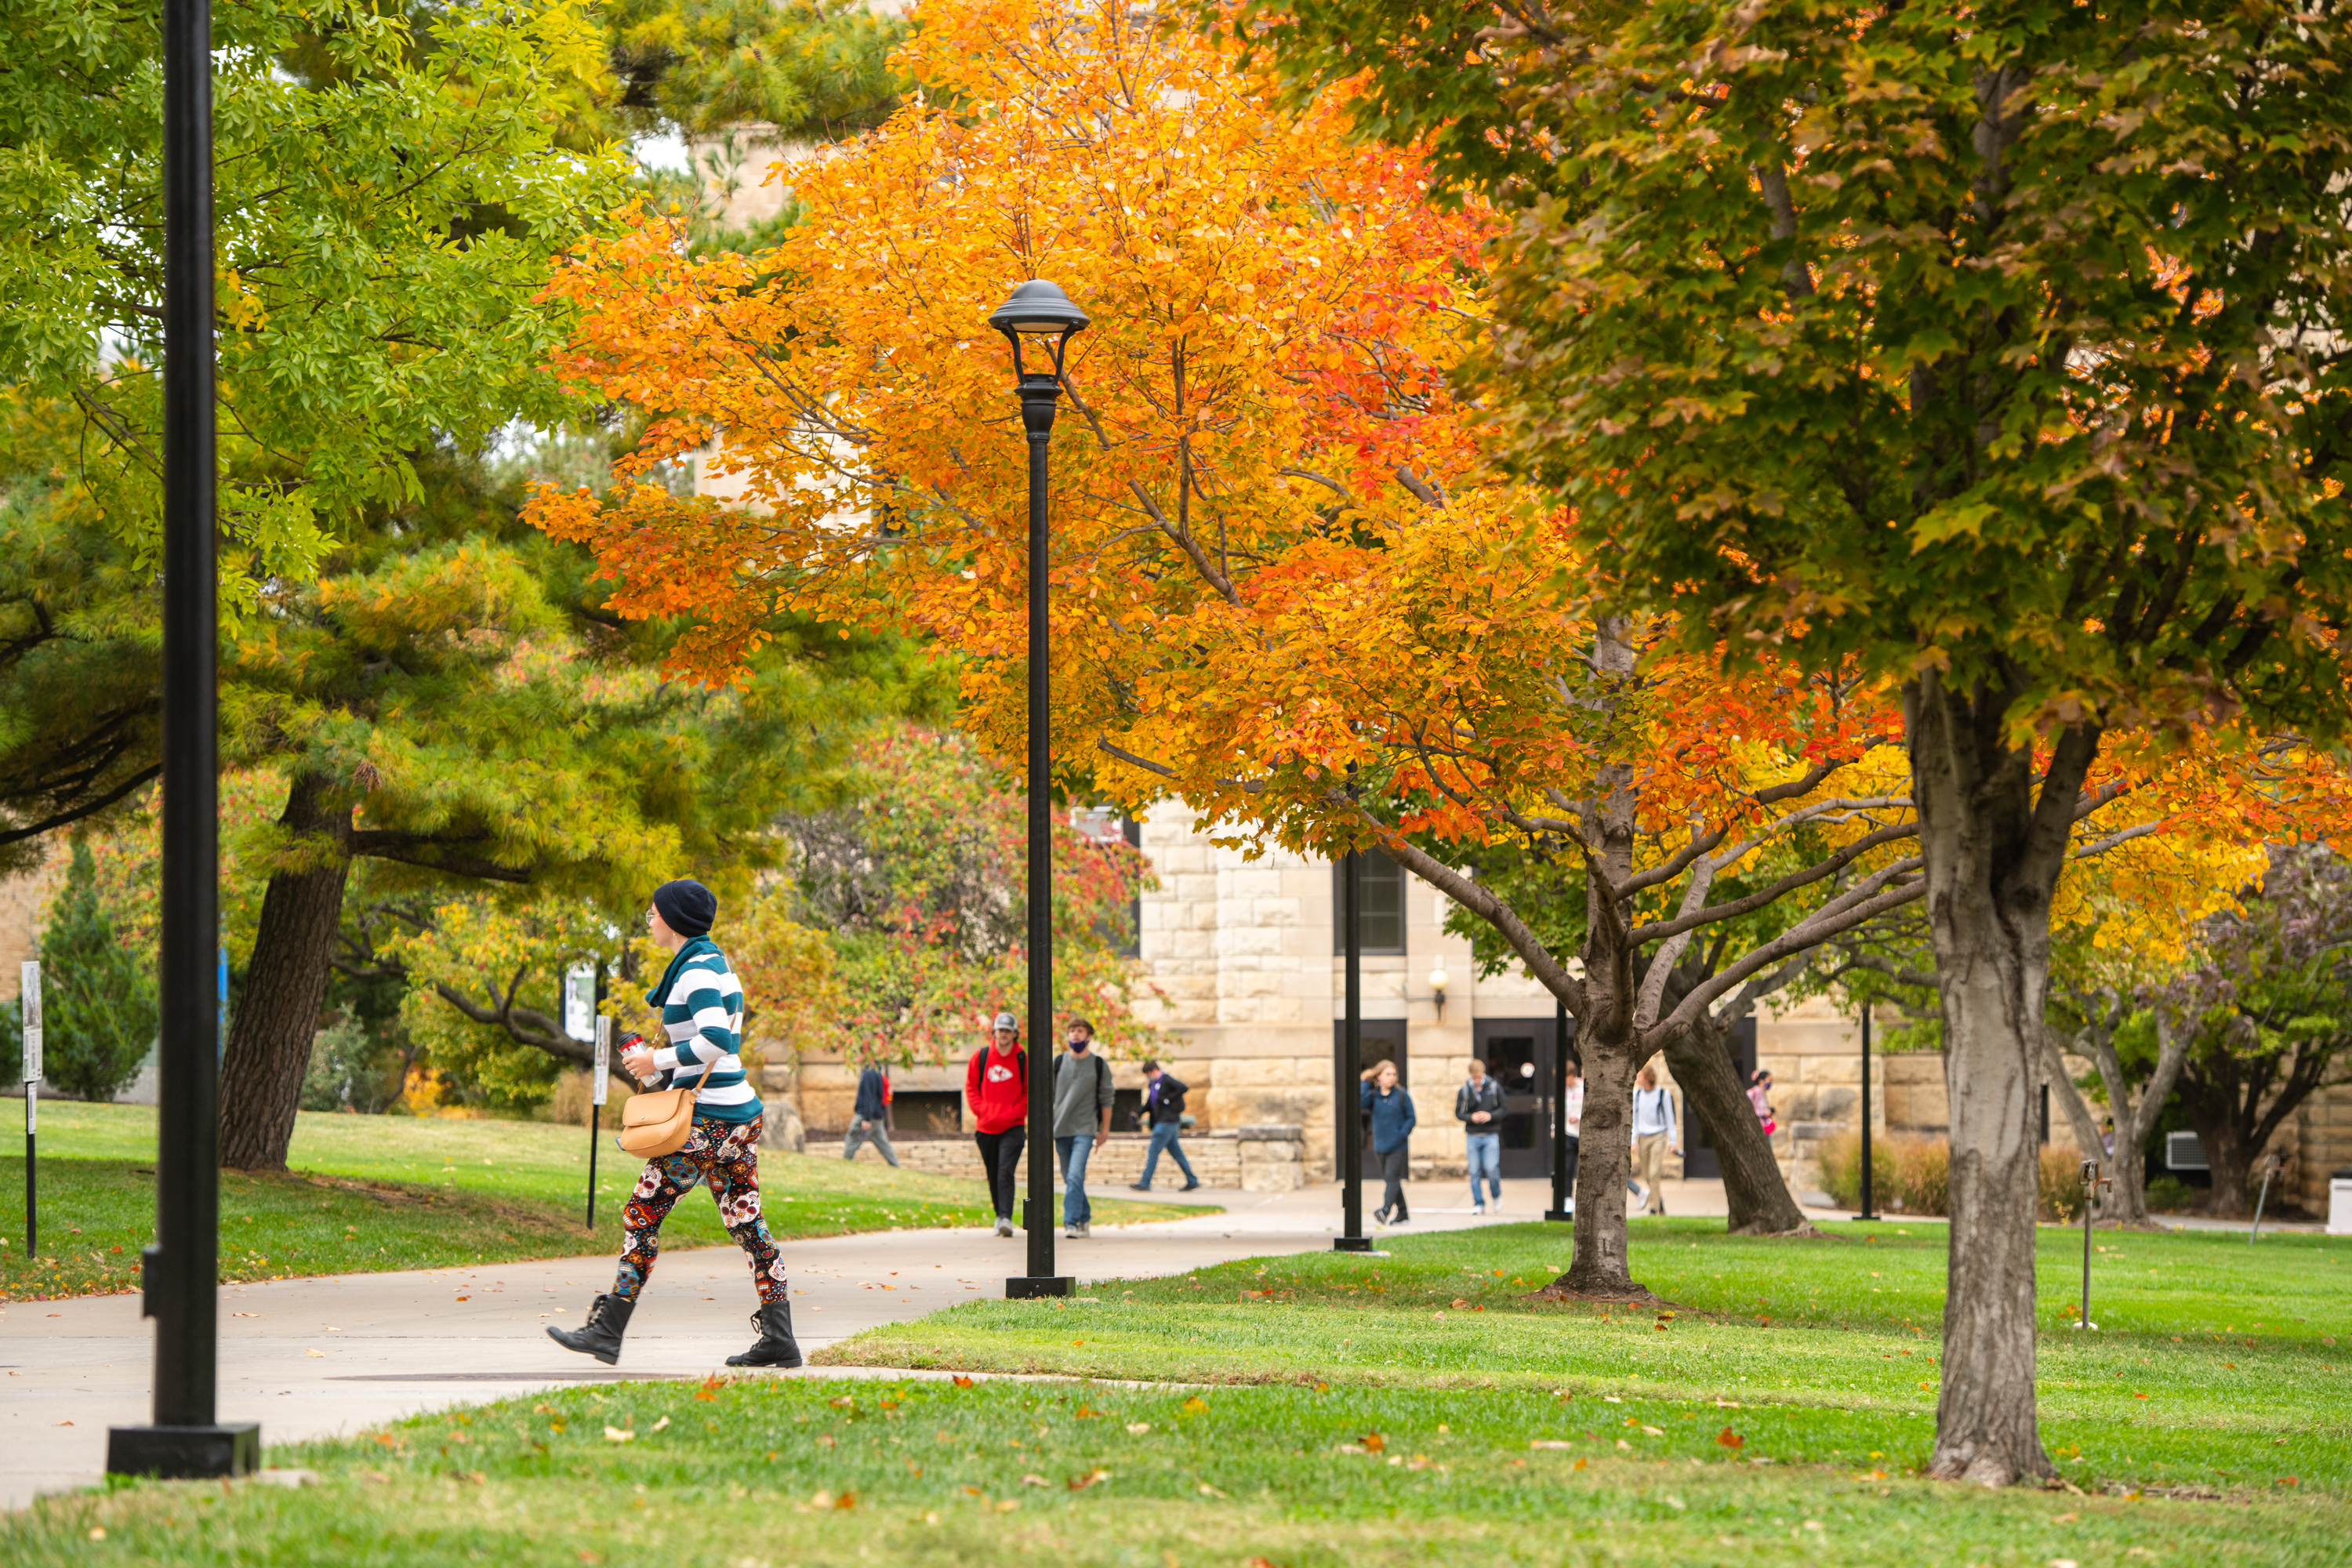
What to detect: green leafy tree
<box><xmin>1235</xmin><ymin>0</ymin><xmax>2352</xmax><ymax>1484</ymax></box>
<box><xmin>3</xmin><ymin>838</ymin><xmax>155</xmax><ymax>1102</ymax></box>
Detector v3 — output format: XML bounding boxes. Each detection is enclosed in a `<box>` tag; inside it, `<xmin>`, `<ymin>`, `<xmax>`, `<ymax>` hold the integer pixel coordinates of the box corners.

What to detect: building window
<box><xmin>1331</xmin><ymin>850</ymin><xmax>1406</xmax><ymax>954</ymax></box>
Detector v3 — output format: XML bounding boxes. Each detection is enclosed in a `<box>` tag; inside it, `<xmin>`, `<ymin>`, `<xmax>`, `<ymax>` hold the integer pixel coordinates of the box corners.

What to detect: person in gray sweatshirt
<box><xmin>1053</xmin><ymin>1018</ymin><xmax>1117</xmax><ymax>1237</ymax></box>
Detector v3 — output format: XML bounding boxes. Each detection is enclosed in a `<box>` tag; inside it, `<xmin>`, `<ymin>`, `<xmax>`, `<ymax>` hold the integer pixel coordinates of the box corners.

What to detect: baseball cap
<box><xmin>993</xmin><ymin>1011</ymin><xmax>1018</xmax><ymax>1032</ymax></box>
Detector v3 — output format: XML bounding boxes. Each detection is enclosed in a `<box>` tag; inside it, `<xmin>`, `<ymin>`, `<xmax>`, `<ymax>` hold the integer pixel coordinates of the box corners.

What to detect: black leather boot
<box><xmin>725</xmin><ymin>1299</ymin><xmax>804</xmax><ymax>1369</ymax></box>
<box><xmin>546</xmin><ymin>1292</ymin><xmax>633</xmax><ymax>1365</ymax></box>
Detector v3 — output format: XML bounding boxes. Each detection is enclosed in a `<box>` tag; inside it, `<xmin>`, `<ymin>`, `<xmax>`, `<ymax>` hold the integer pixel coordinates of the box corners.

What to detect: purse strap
<box><xmin>670</xmin><ymin>1045</ymin><xmax>721</xmax><ymax>1095</ymax></box>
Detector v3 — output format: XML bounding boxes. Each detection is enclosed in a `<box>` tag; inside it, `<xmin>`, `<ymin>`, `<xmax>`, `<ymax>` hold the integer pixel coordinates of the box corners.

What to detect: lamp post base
<box><xmin>1849</xmin><ymin>1214</ymin><xmax>1881</xmax><ymax>1222</ymax></box>
<box><xmin>1005</xmin><ymin>1276</ymin><xmax>1073</xmax><ymax>1299</ymax></box>
<box><xmin>1542</xmin><ymin>1208</ymin><xmax>1573</xmax><ymax>1223</ymax></box>
<box><xmin>1331</xmin><ymin>1236</ymin><xmax>1377</xmax><ymax>1253</ymax></box>
<box><xmin>107</xmin><ymin>1423</ymin><xmax>260</xmax><ymax>1479</ymax></box>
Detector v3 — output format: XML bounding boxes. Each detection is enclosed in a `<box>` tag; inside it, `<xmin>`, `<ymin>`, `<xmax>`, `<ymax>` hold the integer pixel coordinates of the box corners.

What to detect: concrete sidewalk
<box><xmin>5</xmin><ymin>1174</ymin><xmax>1678</xmax><ymax>1509</ymax></box>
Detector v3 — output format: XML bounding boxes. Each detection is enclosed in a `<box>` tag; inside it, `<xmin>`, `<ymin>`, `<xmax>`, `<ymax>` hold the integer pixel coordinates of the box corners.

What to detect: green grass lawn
<box><xmin>2</xmin><ymin>1220</ymin><xmax>2343</xmax><ymax>1564</ymax></box>
<box><xmin>0</xmin><ymin>1101</ymin><xmax>1203</xmax><ymax>1301</ymax></box>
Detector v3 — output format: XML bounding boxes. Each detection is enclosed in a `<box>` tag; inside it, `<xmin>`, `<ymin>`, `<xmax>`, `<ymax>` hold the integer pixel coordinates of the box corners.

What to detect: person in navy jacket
<box><xmin>1360</xmin><ymin>1058</ymin><xmax>1417</xmax><ymax>1225</ymax></box>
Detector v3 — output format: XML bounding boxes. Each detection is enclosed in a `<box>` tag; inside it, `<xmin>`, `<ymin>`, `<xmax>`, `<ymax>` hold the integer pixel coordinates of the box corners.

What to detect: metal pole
<box><xmin>2250</xmin><ymin>1150</ymin><xmax>2279</xmax><ymax>1243</ymax></box>
<box><xmin>1334</xmin><ymin>850</ymin><xmax>1371</xmax><ymax>1252</ymax></box>
<box><xmin>20</xmin><ymin>961</ymin><xmax>39</xmax><ymax>1261</ymax></box>
<box><xmin>1855</xmin><ymin>1006</ymin><xmax>1878</xmax><ymax>1221</ymax></box>
<box><xmin>1009</xmin><ymin>372</ymin><xmax>1068</xmax><ymax>1299</ymax></box>
<box><xmin>107</xmin><ymin>0</ymin><xmax>256</xmax><ymax>1479</ymax></box>
<box><xmin>1545</xmin><ymin>994</ymin><xmax>1570</xmax><ymax>1222</ymax></box>
<box><xmin>2075</xmin><ymin>1158</ymin><xmax>2103</xmax><ymax>1328</ymax></box>
<box><xmin>590</xmin><ymin>1017</ymin><xmax>609</xmax><ymax>1230</ymax></box>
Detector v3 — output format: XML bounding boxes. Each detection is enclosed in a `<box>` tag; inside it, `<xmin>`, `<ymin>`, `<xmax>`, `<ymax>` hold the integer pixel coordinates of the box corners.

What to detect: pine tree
<box><xmin>3</xmin><ymin>838</ymin><xmax>156</xmax><ymax>1102</ymax></box>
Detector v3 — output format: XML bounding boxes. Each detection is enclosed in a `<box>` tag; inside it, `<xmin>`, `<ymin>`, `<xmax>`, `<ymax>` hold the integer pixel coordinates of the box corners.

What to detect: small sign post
<box><xmin>590</xmin><ymin>1017</ymin><xmax>610</xmax><ymax>1231</ymax></box>
<box><xmin>20</xmin><ymin>960</ymin><xmax>40</xmax><ymax>1261</ymax></box>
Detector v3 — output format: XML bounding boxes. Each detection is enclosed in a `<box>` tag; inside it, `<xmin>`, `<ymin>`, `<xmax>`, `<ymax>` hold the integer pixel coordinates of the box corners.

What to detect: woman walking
<box><xmin>1360</xmin><ymin>1058</ymin><xmax>1417</xmax><ymax>1225</ymax></box>
<box><xmin>550</xmin><ymin>878</ymin><xmax>799</xmax><ymax>1369</ymax></box>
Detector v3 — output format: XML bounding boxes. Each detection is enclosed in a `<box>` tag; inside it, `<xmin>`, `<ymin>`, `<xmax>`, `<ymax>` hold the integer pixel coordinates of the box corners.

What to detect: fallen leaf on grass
<box><xmin>2277</xmin><ymin>1476</ymin><xmax>2300</xmax><ymax>1487</ymax></box>
<box><xmin>1529</xmin><ymin>1440</ymin><xmax>1574</xmax><ymax>1450</ymax></box>
<box><xmin>695</xmin><ymin>1376</ymin><xmax>723</xmax><ymax>1402</ymax></box>
<box><xmin>1075</xmin><ymin>1406</ymin><xmax>1101</xmax><ymax>1419</ymax></box>
<box><xmin>827</xmin><ymin>1396</ymin><xmax>855</xmax><ymax>1410</ymax></box>
<box><xmin>1197</xmin><ymin>1483</ymin><xmax>1228</xmax><ymax>1497</ymax></box>
<box><xmin>952</xmin><ymin>1375</ymin><xmax>975</xmax><ymax>1388</ymax></box>
<box><xmin>1068</xmin><ymin>1468</ymin><xmax>1111</xmax><ymax>1490</ymax></box>
<box><xmin>1717</xmin><ymin>1429</ymin><xmax>1744</xmax><ymax>1449</ymax></box>
<box><xmin>1126</xmin><ymin>1422</ymin><xmax>1152</xmax><ymax>1435</ymax></box>
<box><xmin>650</xmin><ymin>1417</ymin><xmax>670</xmax><ymax>1433</ymax></box>
<box><xmin>576</xmin><ymin>1552</ymin><xmax>602</xmax><ymax>1565</ymax></box>
<box><xmin>1244</xmin><ymin>1559</ymin><xmax>1287</xmax><ymax>1568</ymax></box>
<box><xmin>1616</xmin><ymin>1439</ymin><xmax>1632</xmax><ymax>1452</ymax></box>
<box><xmin>1714</xmin><ymin>1399</ymin><xmax>1740</xmax><ymax>1409</ymax></box>
<box><xmin>1021</xmin><ymin>1474</ymin><xmax>1049</xmax><ymax>1487</ymax></box>
<box><xmin>603</xmin><ymin>1427</ymin><xmax>634</xmax><ymax>1443</ymax></box>
<box><xmin>1362</xmin><ymin>1432</ymin><xmax>1386</xmax><ymax>1454</ymax></box>
<box><xmin>1451</xmin><ymin>1298</ymin><xmax>1469</xmax><ymax>1309</ymax></box>
<box><xmin>2051</xmin><ymin>1512</ymin><xmax>2078</xmax><ymax>1524</ymax></box>
<box><xmin>1641</xmin><ymin>1425</ymin><xmax>1664</xmax><ymax>1436</ymax></box>
<box><xmin>1181</xmin><ymin>1396</ymin><xmax>1209</xmax><ymax>1414</ymax></box>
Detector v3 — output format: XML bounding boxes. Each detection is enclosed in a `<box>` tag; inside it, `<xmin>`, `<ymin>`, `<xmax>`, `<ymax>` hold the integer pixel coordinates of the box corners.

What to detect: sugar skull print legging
<box><xmin>611</xmin><ymin>1114</ymin><xmax>786</xmax><ymax>1305</ymax></box>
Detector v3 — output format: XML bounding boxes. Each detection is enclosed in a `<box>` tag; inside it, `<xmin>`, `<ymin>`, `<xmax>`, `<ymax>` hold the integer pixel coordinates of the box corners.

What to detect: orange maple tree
<box><xmin>528</xmin><ymin>0</ymin><xmax>2329</xmax><ymax>1290</ymax></box>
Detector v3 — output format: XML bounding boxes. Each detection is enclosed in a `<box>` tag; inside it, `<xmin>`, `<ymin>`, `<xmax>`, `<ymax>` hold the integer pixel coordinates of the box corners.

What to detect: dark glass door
<box><xmin>1473</xmin><ymin>1017</ymin><xmax>1559</xmax><ymax>1178</ymax></box>
<box><xmin>1680</xmin><ymin>1017</ymin><xmax>1758</xmax><ymax>1180</ymax></box>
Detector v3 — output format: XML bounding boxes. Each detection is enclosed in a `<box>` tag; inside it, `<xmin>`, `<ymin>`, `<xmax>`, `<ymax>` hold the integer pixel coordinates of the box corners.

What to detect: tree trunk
<box><xmin>1910</xmin><ymin>673</ymin><xmax>2091</xmax><ymax>1486</ymax></box>
<box><xmin>2186</xmin><ymin>1105</ymin><xmax>2257</xmax><ymax>1218</ymax></box>
<box><xmin>1664</xmin><ymin>1007</ymin><xmax>1810</xmax><ymax>1235</ymax></box>
<box><xmin>218</xmin><ymin>775</ymin><xmax>353</xmax><ymax>1171</ymax></box>
<box><xmin>1552</xmin><ymin>1022</ymin><xmax>1648</xmax><ymax>1298</ymax></box>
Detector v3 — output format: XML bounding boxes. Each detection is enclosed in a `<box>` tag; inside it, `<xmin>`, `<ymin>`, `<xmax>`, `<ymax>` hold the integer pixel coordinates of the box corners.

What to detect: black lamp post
<box><xmin>1334</xmin><ymin>851</ymin><xmax>1372</xmax><ymax>1251</ymax></box>
<box><xmin>989</xmin><ymin>279</ymin><xmax>1087</xmax><ymax>1301</ymax></box>
<box><xmin>107</xmin><ymin>0</ymin><xmax>257</xmax><ymax>1479</ymax></box>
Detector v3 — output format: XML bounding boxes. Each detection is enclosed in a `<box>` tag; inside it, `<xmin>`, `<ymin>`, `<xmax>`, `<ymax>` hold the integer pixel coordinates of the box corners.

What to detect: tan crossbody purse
<box><xmin>617</xmin><ymin>1049</ymin><xmax>719</xmax><ymax>1159</ymax></box>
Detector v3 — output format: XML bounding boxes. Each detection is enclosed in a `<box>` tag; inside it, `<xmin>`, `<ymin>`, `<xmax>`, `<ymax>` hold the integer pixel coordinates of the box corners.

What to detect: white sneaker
<box><xmin>1074</xmin><ymin>1222</ymin><xmax>1090</xmax><ymax>1239</ymax></box>
<box><xmin>1472</xmin><ymin>1205</ymin><xmax>1486</xmax><ymax>1216</ymax></box>
<box><xmin>1564</xmin><ymin>1198</ymin><xmax>1575</xmax><ymax>1216</ymax></box>
<box><xmin>996</xmin><ymin>1217</ymin><xmax>1014</xmax><ymax>1238</ymax></box>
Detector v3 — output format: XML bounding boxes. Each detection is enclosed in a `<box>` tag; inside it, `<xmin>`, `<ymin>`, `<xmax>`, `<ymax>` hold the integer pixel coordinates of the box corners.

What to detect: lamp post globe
<box><xmin>993</xmin><ymin>278</ymin><xmax>1086</xmax><ymax>1301</ymax></box>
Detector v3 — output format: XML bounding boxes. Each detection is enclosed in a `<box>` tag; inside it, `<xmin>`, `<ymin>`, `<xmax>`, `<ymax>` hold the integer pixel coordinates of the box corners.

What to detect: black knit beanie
<box><xmin>652</xmin><ymin>878</ymin><xmax>717</xmax><ymax>938</ymax></box>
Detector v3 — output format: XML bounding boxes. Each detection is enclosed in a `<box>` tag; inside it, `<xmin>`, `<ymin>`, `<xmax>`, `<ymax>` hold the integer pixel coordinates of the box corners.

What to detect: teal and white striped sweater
<box><xmin>646</xmin><ymin>937</ymin><xmax>761</xmax><ymax>1125</ymax></box>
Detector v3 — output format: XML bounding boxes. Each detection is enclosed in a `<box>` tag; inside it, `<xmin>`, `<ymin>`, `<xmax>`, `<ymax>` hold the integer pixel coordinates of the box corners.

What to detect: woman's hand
<box><xmin>622</xmin><ymin>1045</ymin><xmax>660</xmax><ymax>1084</ymax></box>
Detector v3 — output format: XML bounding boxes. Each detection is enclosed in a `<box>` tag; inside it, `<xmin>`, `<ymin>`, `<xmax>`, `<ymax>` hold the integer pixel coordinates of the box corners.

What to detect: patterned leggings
<box><xmin>612</xmin><ymin>1114</ymin><xmax>786</xmax><ymax>1305</ymax></box>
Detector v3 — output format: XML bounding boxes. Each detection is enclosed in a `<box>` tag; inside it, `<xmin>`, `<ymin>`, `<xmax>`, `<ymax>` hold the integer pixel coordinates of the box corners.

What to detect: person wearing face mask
<box><xmin>1052</xmin><ymin>1018</ymin><xmax>1116</xmax><ymax>1239</ymax></box>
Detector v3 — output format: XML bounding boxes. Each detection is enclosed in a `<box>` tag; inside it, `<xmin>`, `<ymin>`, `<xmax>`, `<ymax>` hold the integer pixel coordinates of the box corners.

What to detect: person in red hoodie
<box><xmin>965</xmin><ymin>1011</ymin><xmax>1029</xmax><ymax>1237</ymax></box>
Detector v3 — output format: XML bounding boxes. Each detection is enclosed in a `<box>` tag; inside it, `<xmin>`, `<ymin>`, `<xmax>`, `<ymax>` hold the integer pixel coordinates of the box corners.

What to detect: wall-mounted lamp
<box><xmin>1428</xmin><ymin>964</ymin><xmax>1450</xmax><ymax>1021</ymax></box>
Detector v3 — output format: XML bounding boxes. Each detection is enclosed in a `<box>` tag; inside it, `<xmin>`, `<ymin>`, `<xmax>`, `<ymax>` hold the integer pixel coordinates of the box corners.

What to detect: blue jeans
<box><xmin>1138</xmin><ymin>1121</ymin><xmax>1196</xmax><ymax>1188</ymax></box>
<box><xmin>1054</xmin><ymin>1133</ymin><xmax>1096</xmax><ymax>1225</ymax></box>
<box><xmin>1465</xmin><ymin>1132</ymin><xmax>1501</xmax><ymax>1206</ymax></box>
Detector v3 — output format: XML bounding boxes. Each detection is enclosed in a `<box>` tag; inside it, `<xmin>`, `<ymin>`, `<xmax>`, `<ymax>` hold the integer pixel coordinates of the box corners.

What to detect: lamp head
<box><xmin>989</xmin><ymin>278</ymin><xmax>1091</xmax><ymax>383</ymax></box>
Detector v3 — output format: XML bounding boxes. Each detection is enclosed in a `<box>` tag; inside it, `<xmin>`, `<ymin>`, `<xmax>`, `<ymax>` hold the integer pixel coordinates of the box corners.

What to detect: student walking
<box><xmin>1054</xmin><ymin>1018</ymin><xmax>1116</xmax><ymax>1238</ymax></box>
<box><xmin>1559</xmin><ymin>1058</ymin><xmax>1583</xmax><ymax>1216</ymax></box>
<box><xmin>1362</xmin><ymin>1059</ymin><xmax>1417</xmax><ymax>1225</ymax></box>
<box><xmin>1457</xmin><ymin>1056</ymin><xmax>1505</xmax><ymax>1214</ymax></box>
<box><xmin>966</xmin><ymin>1012</ymin><xmax>1028</xmax><ymax>1236</ymax></box>
<box><xmin>1747</xmin><ymin>1069</ymin><xmax>1777</xmax><ymax>1139</ymax></box>
<box><xmin>1632</xmin><ymin>1062</ymin><xmax>1679</xmax><ymax>1216</ymax></box>
<box><xmin>1128</xmin><ymin>1059</ymin><xmax>1200</xmax><ymax>1192</ymax></box>
<box><xmin>843</xmin><ymin>1061</ymin><xmax>898</xmax><ymax>1167</ymax></box>
<box><xmin>549</xmin><ymin>879</ymin><xmax>798</xmax><ymax>1369</ymax></box>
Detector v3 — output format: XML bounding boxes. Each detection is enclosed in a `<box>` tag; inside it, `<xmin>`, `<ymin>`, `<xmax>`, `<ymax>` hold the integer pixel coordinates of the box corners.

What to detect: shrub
<box><xmin>545</xmin><ymin>1066</ymin><xmax>637</xmax><ymax>1127</ymax></box>
<box><xmin>2</xmin><ymin>837</ymin><xmax>156</xmax><ymax>1102</ymax></box>
<box><xmin>1816</xmin><ymin>1127</ymin><xmax>1904</xmax><ymax>1210</ymax></box>
<box><xmin>1888</xmin><ymin>1135</ymin><xmax>1951</xmax><ymax>1217</ymax></box>
<box><xmin>299</xmin><ymin>1018</ymin><xmax>406</xmax><ymax>1114</ymax></box>
<box><xmin>2146</xmin><ymin>1175</ymin><xmax>2199</xmax><ymax>1214</ymax></box>
<box><xmin>2039</xmin><ymin>1146</ymin><xmax>2089</xmax><ymax>1222</ymax></box>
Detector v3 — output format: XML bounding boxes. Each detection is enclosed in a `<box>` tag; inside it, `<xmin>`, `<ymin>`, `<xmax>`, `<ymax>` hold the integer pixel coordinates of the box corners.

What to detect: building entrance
<box><xmin>1473</xmin><ymin>1016</ymin><xmax>1567</xmax><ymax>1179</ymax></box>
